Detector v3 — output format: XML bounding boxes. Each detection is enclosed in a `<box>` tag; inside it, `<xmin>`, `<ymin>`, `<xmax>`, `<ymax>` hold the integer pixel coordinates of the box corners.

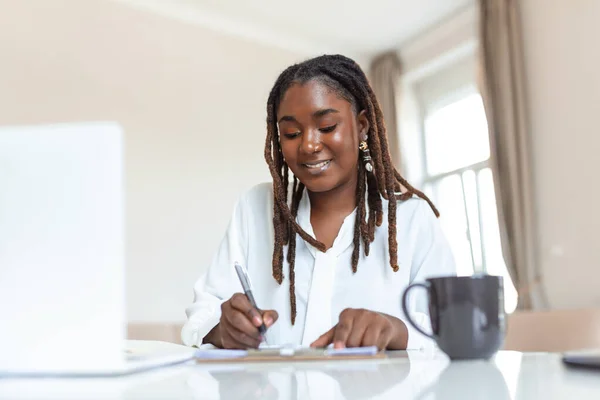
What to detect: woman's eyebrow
<box><xmin>278</xmin><ymin>115</ymin><xmax>297</xmax><ymax>124</ymax></box>
<box><xmin>278</xmin><ymin>108</ymin><xmax>339</xmax><ymax>124</ymax></box>
<box><xmin>313</xmin><ymin>108</ymin><xmax>339</xmax><ymax>118</ymax></box>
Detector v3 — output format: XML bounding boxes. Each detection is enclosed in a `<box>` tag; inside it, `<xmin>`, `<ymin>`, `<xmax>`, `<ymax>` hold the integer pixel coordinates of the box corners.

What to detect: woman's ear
<box><xmin>357</xmin><ymin>110</ymin><xmax>370</xmax><ymax>141</ymax></box>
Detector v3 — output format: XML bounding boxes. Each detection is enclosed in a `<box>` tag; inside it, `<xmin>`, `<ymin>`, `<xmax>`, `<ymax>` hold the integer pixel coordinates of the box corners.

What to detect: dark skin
<box><xmin>205</xmin><ymin>80</ymin><xmax>408</xmax><ymax>350</ymax></box>
<box><xmin>203</xmin><ymin>293</ymin><xmax>279</xmax><ymax>349</ymax></box>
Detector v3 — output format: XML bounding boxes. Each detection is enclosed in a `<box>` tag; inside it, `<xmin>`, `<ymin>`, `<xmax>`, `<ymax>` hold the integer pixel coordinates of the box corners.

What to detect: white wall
<box><xmin>520</xmin><ymin>0</ymin><xmax>600</xmax><ymax>309</ymax></box>
<box><xmin>0</xmin><ymin>0</ymin><xmax>305</xmax><ymax>322</ymax></box>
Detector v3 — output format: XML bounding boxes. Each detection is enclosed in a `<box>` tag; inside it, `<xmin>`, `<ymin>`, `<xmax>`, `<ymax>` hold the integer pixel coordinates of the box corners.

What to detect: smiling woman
<box><xmin>182</xmin><ymin>55</ymin><xmax>457</xmax><ymax>352</ymax></box>
<box><xmin>277</xmin><ymin>82</ymin><xmax>362</xmax><ymax>193</ymax></box>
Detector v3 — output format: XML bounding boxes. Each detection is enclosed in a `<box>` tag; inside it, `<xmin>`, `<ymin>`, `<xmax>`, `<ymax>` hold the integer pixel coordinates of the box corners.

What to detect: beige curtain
<box><xmin>370</xmin><ymin>52</ymin><xmax>403</xmax><ymax>169</ymax></box>
<box><xmin>478</xmin><ymin>0</ymin><xmax>548</xmax><ymax>310</ymax></box>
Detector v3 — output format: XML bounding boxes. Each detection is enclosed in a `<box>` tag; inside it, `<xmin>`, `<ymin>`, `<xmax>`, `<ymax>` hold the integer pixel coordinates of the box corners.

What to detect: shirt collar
<box><xmin>296</xmin><ymin>189</ymin><xmax>357</xmax><ymax>258</ymax></box>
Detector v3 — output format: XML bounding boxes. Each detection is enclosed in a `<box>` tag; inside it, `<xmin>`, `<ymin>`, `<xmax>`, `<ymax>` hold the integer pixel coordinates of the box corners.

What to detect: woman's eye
<box><xmin>284</xmin><ymin>132</ymin><xmax>300</xmax><ymax>139</ymax></box>
<box><xmin>319</xmin><ymin>124</ymin><xmax>337</xmax><ymax>133</ymax></box>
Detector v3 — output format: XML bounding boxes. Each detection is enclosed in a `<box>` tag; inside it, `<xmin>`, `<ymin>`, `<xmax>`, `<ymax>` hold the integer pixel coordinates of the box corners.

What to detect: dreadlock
<box><xmin>264</xmin><ymin>54</ymin><xmax>439</xmax><ymax>324</ymax></box>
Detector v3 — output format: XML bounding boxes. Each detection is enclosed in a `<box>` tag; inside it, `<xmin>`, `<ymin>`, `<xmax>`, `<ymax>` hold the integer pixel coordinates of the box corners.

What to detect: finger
<box><xmin>376</xmin><ymin>328</ymin><xmax>393</xmax><ymax>351</ymax></box>
<box><xmin>223</xmin><ymin>309</ymin><xmax>261</xmax><ymax>338</ymax></box>
<box><xmin>346</xmin><ymin>318</ymin><xmax>369</xmax><ymax>348</ymax></box>
<box><xmin>333</xmin><ymin>316</ymin><xmax>354</xmax><ymax>349</ymax></box>
<box><xmin>361</xmin><ymin>326</ymin><xmax>382</xmax><ymax>349</ymax></box>
<box><xmin>229</xmin><ymin>326</ymin><xmax>262</xmax><ymax>349</ymax></box>
<box><xmin>261</xmin><ymin>310</ymin><xmax>279</xmax><ymax>328</ymax></box>
<box><xmin>230</xmin><ymin>293</ymin><xmax>263</xmax><ymax>327</ymax></box>
<box><xmin>223</xmin><ymin>325</ymin><xmax>261</xmax><ymax>349</ymax></box>
<box><xmin>310</xmin><ymin>326</ymin><xmax>335</xmax><ymax>348</ymax></box>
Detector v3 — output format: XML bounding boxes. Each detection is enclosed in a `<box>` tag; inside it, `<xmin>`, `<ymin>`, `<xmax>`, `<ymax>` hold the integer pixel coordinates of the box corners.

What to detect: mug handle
<box><xmin>401</xmin><ymin>282</ymin><xmax>435</xmax><ymax>339</ymax></box>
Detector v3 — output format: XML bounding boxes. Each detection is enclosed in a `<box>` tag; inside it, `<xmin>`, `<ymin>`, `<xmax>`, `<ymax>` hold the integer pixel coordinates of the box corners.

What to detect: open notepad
<box><xmin>194</xmin><ymin>344</ymin><xmax>381</xmax><ymax>362</ymax></box>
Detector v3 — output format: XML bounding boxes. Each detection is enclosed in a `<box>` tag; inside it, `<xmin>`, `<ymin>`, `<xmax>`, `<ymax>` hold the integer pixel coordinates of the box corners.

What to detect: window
<box><xmin>403</xmin><ymin>60</ymin><xmax>518</xmax><ymax>313</ymax></box>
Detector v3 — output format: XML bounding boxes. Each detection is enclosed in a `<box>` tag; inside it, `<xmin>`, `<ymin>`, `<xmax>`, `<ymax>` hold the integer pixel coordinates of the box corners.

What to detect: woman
<box><xmin>182</xmin><ymin>55</ymin><xmax>456</xmax><ymax>350</ymax></box>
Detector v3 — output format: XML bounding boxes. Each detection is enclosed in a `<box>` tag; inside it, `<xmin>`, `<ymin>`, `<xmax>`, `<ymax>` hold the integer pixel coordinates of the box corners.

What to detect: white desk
<box><xmin>0</xmin><ymin>351</ymin><xmax>598</xmax><ymax>399</ymax></box>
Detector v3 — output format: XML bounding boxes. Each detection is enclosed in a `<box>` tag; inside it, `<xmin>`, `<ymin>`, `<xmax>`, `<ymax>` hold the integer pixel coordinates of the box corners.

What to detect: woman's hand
<box><xmin>310</xmin><ymin>308</ymin><xmax>409</xmax><ymax>351</ymax></box>
<box><xmin>204</xmin><ymin>293</ymin><xmax>278</xmax><ymax>349</ymax></box>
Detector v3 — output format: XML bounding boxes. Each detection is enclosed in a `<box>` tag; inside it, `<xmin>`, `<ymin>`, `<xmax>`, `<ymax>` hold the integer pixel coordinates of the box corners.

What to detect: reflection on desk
<box><xmin>414</xmin><ymin>358</ymin><xmax>511</xmax><ymax>400</ymax></box>
<box><xmin>1</xmin><ymin>351</ymin><xmax>599</xmax><ymax>399</ymax></box>
<box><xmin>204</xmin><ymin>357</ymin><xmax>414</xmax><ymax>400</ymax></box>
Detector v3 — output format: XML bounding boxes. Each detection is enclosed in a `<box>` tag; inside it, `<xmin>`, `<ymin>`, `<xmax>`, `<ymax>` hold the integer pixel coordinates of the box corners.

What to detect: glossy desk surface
<box><xmin>0</xmin><ymin>350</ymin><xmax>598</xmax><ymax>399</ymax></box>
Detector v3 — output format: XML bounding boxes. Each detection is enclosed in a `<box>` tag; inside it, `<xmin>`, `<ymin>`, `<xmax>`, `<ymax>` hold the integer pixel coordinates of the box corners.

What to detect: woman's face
<box><xmin>277</xmin><ymin>79</ymin><xmax>369</xmax><ymax>194</ymax></box>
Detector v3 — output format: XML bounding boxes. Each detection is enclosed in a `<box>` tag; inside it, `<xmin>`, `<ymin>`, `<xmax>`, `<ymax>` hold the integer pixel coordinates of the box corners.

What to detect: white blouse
<box><xmin>181</xmin><ymin>183</ymin><xmax>456</xmax><ymax>350</ymax></box>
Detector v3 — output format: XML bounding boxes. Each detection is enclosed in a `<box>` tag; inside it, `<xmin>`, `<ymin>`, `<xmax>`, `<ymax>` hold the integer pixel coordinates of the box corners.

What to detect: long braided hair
<box><xmin>264</xmin><ymin>55</ymin><xmax>438</xmax><ymax>324</ymax></box>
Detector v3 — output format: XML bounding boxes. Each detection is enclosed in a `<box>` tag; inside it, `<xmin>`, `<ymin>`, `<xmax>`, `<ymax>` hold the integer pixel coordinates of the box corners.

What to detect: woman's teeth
<box><xmin>304</xmin><ymin>160</ymin><xmax>330</xmax><ymax>168</ymax></box>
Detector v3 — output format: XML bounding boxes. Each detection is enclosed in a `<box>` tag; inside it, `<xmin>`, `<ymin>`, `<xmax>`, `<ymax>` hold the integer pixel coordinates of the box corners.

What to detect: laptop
<box><xmin>0</xmin><ymin>122</ymin><xmax>195</xmax><ymax>376</ymax></box>
<box><xmin>562</xmin><ymin>350</ymin><xmax>600</xmax><ymax>371</ymax></box>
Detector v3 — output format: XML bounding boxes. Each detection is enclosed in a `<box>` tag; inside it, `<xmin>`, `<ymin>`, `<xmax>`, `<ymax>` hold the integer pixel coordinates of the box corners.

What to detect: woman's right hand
<box><xmin>208</xmin><ymin>293</ymin><xmax>278</xmax><ymax>349</ymax></box>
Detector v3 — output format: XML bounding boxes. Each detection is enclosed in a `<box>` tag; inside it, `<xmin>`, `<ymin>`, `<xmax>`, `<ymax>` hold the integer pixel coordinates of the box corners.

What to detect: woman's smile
<box><xmin>301</xmin><ymin>159</ymin><xmax>332</xmax><ymax>174</ymax></box>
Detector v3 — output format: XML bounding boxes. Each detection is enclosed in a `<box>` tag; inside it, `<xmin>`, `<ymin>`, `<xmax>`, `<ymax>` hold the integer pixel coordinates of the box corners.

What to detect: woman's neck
<box><xmin>307</xmin><ymin>174</ymin><xmax>358</xmax><ymax>217</ymax></box>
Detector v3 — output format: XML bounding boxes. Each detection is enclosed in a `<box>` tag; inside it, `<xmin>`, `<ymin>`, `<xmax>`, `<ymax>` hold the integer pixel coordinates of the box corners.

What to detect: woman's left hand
<box><xmin>310</xmin><ymin>308</ymin><xmax>409</xmax><ymax>351</ymax></box>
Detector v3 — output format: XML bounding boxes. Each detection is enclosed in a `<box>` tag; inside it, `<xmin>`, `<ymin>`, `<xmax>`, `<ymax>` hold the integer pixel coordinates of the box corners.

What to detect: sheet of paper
<box><xmin>194</xmin><ymin>349</ymin><xmax>248</xmax><ymax>359</ymax></box>
<box><xmin>258</xmin><ymin>343</ymin><xmax>309</xmax><ymax>350</ymax></box>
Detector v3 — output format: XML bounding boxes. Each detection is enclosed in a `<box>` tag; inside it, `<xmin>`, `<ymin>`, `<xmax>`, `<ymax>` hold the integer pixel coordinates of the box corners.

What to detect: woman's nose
<box><xmin>300</xmin><ymin>130</ymin><xmax>323</xmax><ymax>154</ymax></box>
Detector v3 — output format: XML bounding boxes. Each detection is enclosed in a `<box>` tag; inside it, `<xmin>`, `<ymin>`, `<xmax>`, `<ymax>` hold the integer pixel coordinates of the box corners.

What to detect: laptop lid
<box><xmin>0</xmin><ymin>122</ymin><xmax>126</xmax><ymax>374</ymax></box>
<box><xmin>563</xmin><ymin>351</ymin><xmax>600</xmax><ymax>370</ymax></box>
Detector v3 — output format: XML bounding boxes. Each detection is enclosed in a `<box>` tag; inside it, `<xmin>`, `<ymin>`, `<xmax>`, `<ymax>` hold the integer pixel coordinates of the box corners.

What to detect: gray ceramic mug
<box><xmin>402</xmin><ymin>275</ymin><xmax>506</xmax><ymax>360</ymax></box>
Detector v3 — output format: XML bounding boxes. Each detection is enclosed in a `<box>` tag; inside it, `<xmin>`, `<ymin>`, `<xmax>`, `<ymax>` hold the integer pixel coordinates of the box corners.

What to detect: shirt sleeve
<box><xmin>181</xmin><ymin>196</ymin><xmax>248</xmax><ymax>347</ymax></box>
<box><xmin>404</xmin><ymin>200</ymin><xmax>457</xmax><ymax>350</ymax></box>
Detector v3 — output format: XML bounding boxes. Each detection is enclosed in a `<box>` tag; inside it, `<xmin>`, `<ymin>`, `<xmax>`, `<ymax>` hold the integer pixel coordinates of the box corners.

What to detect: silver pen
<box><xmin>234</xmin><ymin>262</ymin><xmax>268</xmax><ymax>341</ymax></box>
